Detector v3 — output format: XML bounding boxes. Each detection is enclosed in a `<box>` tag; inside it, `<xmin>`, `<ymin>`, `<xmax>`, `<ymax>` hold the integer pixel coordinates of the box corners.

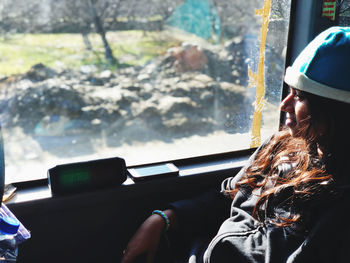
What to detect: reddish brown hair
<box><xmin>227</xmin><ymin>91</ymin><xmax>350</xmax><ymax>227</ymax></box>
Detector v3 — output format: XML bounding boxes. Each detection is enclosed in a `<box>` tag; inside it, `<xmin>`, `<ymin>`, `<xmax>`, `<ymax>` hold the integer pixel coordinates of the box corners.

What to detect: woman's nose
<box><xmin>280</xmin><ymin>92</ymin><xmax>294</xmax><ymax>113</ymax></box>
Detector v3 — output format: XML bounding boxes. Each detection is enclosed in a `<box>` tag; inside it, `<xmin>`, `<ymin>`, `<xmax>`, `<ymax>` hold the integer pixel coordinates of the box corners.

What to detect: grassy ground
<box><xmin>0</xmin><ymin>30</ymin><xmax>180</xmax><ymax>76</ymax></box>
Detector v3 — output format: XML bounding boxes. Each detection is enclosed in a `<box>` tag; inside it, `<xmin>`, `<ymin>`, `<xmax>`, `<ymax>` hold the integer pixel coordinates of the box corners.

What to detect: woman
<box><xmin>122</xmin><ymin>26</ymin><xmax>350</xmax><ymax>263</ymax></box>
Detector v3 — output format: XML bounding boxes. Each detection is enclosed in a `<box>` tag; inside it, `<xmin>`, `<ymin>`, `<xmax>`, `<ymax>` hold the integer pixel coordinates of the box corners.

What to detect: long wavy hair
<box><xmin>227</xmin><ymin>90</ymin><xmax>350</xmax><ymax>227</ymax></box>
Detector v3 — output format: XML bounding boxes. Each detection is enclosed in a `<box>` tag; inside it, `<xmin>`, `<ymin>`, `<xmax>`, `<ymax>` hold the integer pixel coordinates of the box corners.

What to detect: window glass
<box><xmin>0</xmin><ymin>0</ymin><xmax>291</xmax><ymax>183</ymax></box>
<box><xmin>338</xmin><ymin>0</ymin><xmax>350</xmax><ymax>26</ymax></box>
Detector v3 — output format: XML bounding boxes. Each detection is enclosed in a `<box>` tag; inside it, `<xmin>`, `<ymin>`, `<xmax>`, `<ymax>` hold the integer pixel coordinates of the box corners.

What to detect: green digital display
<box><xmin>59</xmin><ymin>167</ymin><xmax>91</xmax><ymax>188</ymax></box>
<box><xmin>48</xmin><ymin>156</ymin><xmax>126</xmax><ymax>196</ymax></box>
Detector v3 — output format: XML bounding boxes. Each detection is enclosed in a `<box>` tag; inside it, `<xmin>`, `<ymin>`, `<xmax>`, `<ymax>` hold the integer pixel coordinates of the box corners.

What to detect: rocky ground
<box><xmin>0</xmin><ymin>39</ymin><xmax>282</xmax><ymax>182</ymax></box>
<box><xmin>0</xmin><ymin>41</ymin><xmax>268</xmax><ymax>139</ymax></box>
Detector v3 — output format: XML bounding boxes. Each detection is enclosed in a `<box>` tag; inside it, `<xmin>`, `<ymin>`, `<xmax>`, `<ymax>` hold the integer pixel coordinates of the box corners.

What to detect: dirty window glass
<box><xmin>0</xmin><ymin>0</ymin><xmax>291</xmax><ymax>183</ymax></box>
<box><xmin>338</xmin><ymin>0</ymin><xmax>350</xmax><ymax>26</ymax></box>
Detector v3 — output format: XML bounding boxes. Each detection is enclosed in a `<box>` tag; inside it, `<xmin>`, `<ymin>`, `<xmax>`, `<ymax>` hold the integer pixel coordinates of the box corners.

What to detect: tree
<box><xmin>48</xmin><ymin>0</ymin><xmax>121</xmax><ymax>65</ymax></box>
<box><xmin>87</xmin><ymin>0</ymin><xmax>118</xmax><ymax>65</ymax></box>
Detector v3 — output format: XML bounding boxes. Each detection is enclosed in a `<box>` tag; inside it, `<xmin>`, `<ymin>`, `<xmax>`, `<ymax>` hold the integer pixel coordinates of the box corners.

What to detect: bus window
<box><xmin>0</xmin><ymin>0</ymin><xmax>291</xmax><ymax>183</ymax></box>
<box><xmin>339</xmin><ymin>1</ymin><xmax>350</xmax><ymax>25</ymax></box>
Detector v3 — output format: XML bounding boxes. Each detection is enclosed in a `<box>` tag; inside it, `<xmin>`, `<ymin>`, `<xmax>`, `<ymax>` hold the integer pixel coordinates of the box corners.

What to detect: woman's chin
<box><xmin>288</xmin><ymin>128</ymin><xmax>297</xmax><ymax>137</ymax></box>
<box><xmin>285</xmin><ymin>124</ymin><xmax>298</xmax><ymax>137</ymax></box>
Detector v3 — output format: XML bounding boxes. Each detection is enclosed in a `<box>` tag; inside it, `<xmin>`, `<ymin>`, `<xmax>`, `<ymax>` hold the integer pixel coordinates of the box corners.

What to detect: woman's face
<box><xmin>280</xmin><ymin>87</ymin><xmax>311</xmax><ymax>138</ymax></box>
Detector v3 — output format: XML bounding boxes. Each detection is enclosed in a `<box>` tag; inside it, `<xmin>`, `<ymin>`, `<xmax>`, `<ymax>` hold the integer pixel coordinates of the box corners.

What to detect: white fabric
<box><xmin>284</xmin><ymin>67</ymin><xmax>350</xmax><ymax>104</ymax></box>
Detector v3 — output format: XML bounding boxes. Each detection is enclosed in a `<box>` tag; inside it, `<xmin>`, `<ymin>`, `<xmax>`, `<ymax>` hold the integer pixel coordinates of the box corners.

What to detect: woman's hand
<box><xmin>121</xmin><ymin>209</ymin><xmax>177</xmax><ymax>263</ymax></box>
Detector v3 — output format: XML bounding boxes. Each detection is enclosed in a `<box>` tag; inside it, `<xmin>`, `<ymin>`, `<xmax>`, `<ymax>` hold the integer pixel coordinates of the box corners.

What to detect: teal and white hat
<box><xmin>284</xmin><ymin>27</ymin><xmax>350</xmax><ymax>104</ymax></box>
